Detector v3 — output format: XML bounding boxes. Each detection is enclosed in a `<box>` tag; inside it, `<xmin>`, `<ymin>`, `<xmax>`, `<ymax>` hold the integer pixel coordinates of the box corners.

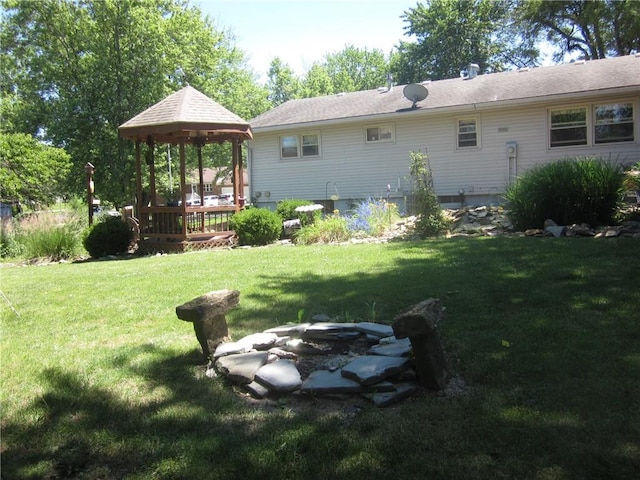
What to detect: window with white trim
<box><xmin>280</xmin><ymin>135</ymin><xmax>299</xmax><ymax>158</ymax></box>
<box><xmin>280</xmin><ymin>133</ymin><xmax>320</xmax><ymax>159</ymax></box>
<box><xmin>550</xmin><ymin>108</ymin><xmax>587</xmax><ymax>147</ymax></box>
<box><xmin>457</xmin><ymin>118</ymin><xmax>478</xmax><ymax>148</ymax></box>
<box><xmin>594</xmin><ymin>103</ymin><xmax>634</xmax><ymax>144</ymax></box>
<box><xmin>302</xmin><ymin>134</ymin><xmax>319</xmax><ymax>156</ymax></box>
<box><xmin>365</xmin><ymin>125</ymin><xmax>394</xmax><ymax>143</ymax></box>
<box><xmin>549</xmin><ymin>102</ymin><xmax>636</xmax><ymax>148</ymax></box>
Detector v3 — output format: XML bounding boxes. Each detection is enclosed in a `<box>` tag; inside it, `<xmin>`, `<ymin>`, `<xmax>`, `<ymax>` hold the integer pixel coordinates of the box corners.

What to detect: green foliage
<box><xmin>0</xmin><ymin>133</ymin><xmax>72</xmax><ymax>205</ymax></box>
<box><xmin>505</xmin><ymin>157</ymin><xmax>624</xmax><ymax>230</ymax></box>
<box><xmin>229</xmin><ymin>207</ymin><xmax>282</xmax><ymax>246</ymax></box>
<box><xmin>82</xmin><ymin>215</ymin><xmax>132</xmax><ymax>258</ymax></box>
<box><xmin>1</xmin><ymin>0</ymin><xmax>269</xmax><ymax>206</ymax></box>
<box><xmin>515</xmin><ymin>0</ymin><xmax>640</xmax><ymax>61</ymax></box>
<box><xmin>392</xmin><ymin>0</ymin><xmax>537</xmax><ymax>83</ymax></box>
<box><xmin>294</xmin><ymin>214</ymin><xmax>351</xmax><ymax>244</ymax></box>
<box><xmin>1</xmin><ymin>210</ymin><xmax>85</xmax><ymax>260</ymax></box>
<box><xmin>267</xmin><ymin>57</ymin><xmax>302</xmax><ymax>105</ymax></box>
<box><xmin>409</xmin><ymin>150</ymin><xmax>450</xmax><ymax>237</ymax></box>
<box><xmin>276</xmin><ymin>199</ymin><xmax>318</xmax><ymax>226</ymax></box>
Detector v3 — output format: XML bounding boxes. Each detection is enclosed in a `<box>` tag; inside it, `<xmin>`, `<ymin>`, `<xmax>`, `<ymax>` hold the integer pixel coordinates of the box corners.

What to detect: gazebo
<box><xmin>118</xmin><ymin>85</ymin><xmax>252</xmax><ymax>253</ymax></box>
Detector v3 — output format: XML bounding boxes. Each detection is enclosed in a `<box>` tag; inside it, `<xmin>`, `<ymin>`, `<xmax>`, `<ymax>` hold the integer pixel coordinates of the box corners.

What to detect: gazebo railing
<box><xmin>139</xmin><ymin>205</ymin><xmax>237</xmax><ymax>241</ymax></box>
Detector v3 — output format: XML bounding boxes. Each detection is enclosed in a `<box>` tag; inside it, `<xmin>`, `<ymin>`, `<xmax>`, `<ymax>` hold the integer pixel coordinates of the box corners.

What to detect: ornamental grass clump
<box><xmin>294</xmin><ymin>213</ymin><xmax>351</xmax><ymax>244</ymax></box>
<box><xmin>505</xmin><ymin>157</ymin><xmax>624</xmax><ymax>230</ymax></box>
<box><xmin>3</xmin><ymin>210</ymin><xmax>85</xmax><ymax>261</ymax></box>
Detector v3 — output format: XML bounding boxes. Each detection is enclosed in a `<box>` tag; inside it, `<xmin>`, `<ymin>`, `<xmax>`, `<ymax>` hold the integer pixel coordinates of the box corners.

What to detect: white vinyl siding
<box><xmin>250</xmin><ymin>96</ymin><xmax>639</xmax><ymax>204</ymax></box>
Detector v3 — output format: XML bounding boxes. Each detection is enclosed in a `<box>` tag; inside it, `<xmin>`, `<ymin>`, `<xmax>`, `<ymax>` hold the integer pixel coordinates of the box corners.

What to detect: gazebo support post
<box><xmin>197</xmin><ymin>139</ymin><xmax>205</xmax><ymax>232</ymax></box>
<box><xmin>232</xmin><ymin>138</ymin><xmax>241</xmax><ymax>209</ymax></box>
<box><xmin>135</xmin><ymin>140</ymin><xmax>142</xmax><ymax>219</ymax></box>
<box><xmin>147</xmin><ymin>136</ymin><xmax>157</xmax><ymax>207</ymax></box>
<box><xmin>179</xmin><ymin>139</ymin><xmax>187</xmax><ymax>239</ymax></box>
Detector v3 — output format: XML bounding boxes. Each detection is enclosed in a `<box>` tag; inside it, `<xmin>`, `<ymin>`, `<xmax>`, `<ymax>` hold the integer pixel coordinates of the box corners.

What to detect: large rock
<box><xmin>214</xmin><ymin>351</ymin><xmax>268</xmax><ymax>384</ymax></box>
<box><xmin>176</xmin><ymin>289</ymin><xmax>239</xmax><ymax>359</ymax></box>
<box><xmin>255</xmin><ymin>360</ymin><xmax>302</xmax><ymax>392</ymax></box>
<box><xmin>341</xmin><ymin>356</ymin><xmax>410</xmax><ymax>386</ymax></box>
<box><xmin>393</xmin><ymin>298</ymin><xmax>450</xmax><ymax>390</ymax></box>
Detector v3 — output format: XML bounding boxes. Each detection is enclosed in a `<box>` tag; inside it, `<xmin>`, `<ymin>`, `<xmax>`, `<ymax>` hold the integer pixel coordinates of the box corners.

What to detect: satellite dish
<box><xmin>403</xmin><ymin>83</ymin><xmax>429</xmax><ymax>109</ymax></box>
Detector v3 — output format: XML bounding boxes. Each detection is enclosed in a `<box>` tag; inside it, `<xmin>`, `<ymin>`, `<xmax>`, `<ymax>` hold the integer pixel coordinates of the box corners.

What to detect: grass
<box><xmin>1</xmin><ymin>237</ymin><xmax>639</xmax><ymax>479</ymax></box>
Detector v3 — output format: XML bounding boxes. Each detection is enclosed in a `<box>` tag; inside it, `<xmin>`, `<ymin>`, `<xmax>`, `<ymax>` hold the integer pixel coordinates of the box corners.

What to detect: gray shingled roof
<box><xmin>250</xmin><ymin>54</ymin><xmax>640</xmax><ymax>131</ymax></box>
<box><xmin>119</xmin><ymin>85</ymin><xmax>252</xmax><ymax>143</ymax></box>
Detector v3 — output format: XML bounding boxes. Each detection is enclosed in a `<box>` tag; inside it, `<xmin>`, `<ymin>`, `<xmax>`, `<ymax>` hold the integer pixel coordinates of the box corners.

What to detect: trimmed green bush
<box><xmin>230</xmin><ymin>207</ymin><xmax>282</xmax><ymax>246</ymax></box>
<box><xmin>505</xmin><ymin>157</ymin><xmax>624</xmax><ymax>230</ymax></box>
<box><xmin>83</xmin><ymin>215</ymin><xmax>132</xmax><ymax>258</ymax></box>
<box><xmin>276</xmin><ymin>199</ymin><xmax>318</xmax><ymax>226</ymax></box>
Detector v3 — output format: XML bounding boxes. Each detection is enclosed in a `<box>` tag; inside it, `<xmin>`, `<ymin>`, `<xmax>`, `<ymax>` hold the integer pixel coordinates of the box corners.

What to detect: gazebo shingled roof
<box><xmin>119</xmin><ymin>85</ymin><xmax>252</xmax><ymax>144</ymax></box>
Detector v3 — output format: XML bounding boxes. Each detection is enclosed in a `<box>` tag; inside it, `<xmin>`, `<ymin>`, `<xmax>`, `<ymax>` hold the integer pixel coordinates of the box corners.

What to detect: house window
<box><xmin>550</xmin><ymin>108</ymin><xmax>587</xmax><ymax>147</ymax></box>
<box><xmin>366</xmin><ymin>125</ymin><xmax>394</xmax><ymax>143</ymax></box>
<box><xmin>302</xmin><ymin>134</ymin><xmax>320</xmax><ymax>156</ymax></box>
<box><xmin>280</xmin><ymin>135</ymin><xmax>299</xmax><ymax>158</ymax></box>
<box><xmin>203</xmin><ymin>183</ymin><xmax>213</xmax><ymax>193</ymax></box>
<box><xmin>594</xmin><ymin>103</ymin><xmax>634</xmax><ymax>144</ymax></box>
<box><xmin>457</xmin><ymin>118</ymin><xmax>478</xmax><ymax>148</ymax></box>
<box><xmin>280</xmin><ymin>133</ymin><xmax>321</xmax><ymax>159</ymax></box>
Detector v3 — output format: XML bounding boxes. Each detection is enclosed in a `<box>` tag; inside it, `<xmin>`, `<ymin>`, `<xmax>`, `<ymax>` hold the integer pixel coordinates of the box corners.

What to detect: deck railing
<box><xmin>139</xmin><ymin>205</ymin><xmax>237</xmax><ymax>242</ymax></box>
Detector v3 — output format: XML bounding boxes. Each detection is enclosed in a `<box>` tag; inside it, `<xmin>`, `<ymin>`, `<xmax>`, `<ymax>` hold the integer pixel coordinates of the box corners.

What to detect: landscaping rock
<box><xmin>364</xmin><ymin>383</ymin><xmax>418</xmax><ymax>407</ymax></box>
<box><xmin>393</xmin><ymin>298</ymin><xmax>450</xmax><ymax>390</ymax></box>
<box><xmin>300</xmin><ymin>370</ymin><xmax>363</xmax><ymax>395</ymax></box>
<box><xmin>341</xmin><ymin>356</ymin><xmax>410</xmax><ymax>386</ymax></box>
<box><xmin>214</xmin><ymin>351</ymin><xmax>268</xmax><ymax>384</ymax></box>
<box><xmin>176</xmin><ymin>289</ymin><xmax>239</xmax><ymax>359</ymax></box>
<box><xmin>255</xmin><ymin>360</ymin><xmax>302</xmax><ymax>392</ymax></box>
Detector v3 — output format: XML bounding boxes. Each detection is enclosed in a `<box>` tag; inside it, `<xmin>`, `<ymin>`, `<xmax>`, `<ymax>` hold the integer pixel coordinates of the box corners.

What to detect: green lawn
<box><xmin>1</xmin><ymin>237</ymin><xmax>639</xmax><ymax>479</ymax></box>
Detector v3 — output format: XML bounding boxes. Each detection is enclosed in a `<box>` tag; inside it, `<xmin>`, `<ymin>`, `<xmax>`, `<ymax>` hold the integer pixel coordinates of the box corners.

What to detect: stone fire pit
<box><xmin>178</xmin><ymin>291</ymin><xmax>452</xmax><ymax>407</ymax></box>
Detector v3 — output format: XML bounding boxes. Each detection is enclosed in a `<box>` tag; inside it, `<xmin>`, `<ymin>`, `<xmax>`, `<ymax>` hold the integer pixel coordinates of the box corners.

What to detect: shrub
<box><xmin>294</xmin><ymin>214</ymin><xmax>351</xmax><ymax>245</ymax></box>
<box><xmin>276</xmin><ymin>199</ymin><xmax>319</xmax><ymax>227</ymax></box>
<box><xmin>83</xmin><ymin>215</ymin><xmax>132</xmax><ymax>258</ymax></box>
<box><xmin>505</xmin><ymin>157</ymin><xmax>624</xmax><ymax>230</ymax></box>
<box><xmin>346</xmin><ymin>197</ymin><xmax>400</xmax><ymax>236</ymax></box>
<box><xmin>2</xmin><ymin>211</ymin><xmax>85</xmax><ymax>261</ymax></box>
<box><xmin>409</xmin><ymin>150</ymin><xmax>450</xmax><ymax>237</ymax></box>
<box><xmin>230</xmin><ymin>207</ymin><xmax>282</xmax><ymax>246</ymax></box>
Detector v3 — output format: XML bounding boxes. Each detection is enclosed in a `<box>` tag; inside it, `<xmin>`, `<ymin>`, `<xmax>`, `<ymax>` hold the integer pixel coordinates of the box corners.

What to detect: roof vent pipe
<box><xmin>468</xmin><ymin>63</ymin><xmax>480</xmax><ymax>79</ymax></box>
<box><xmin>386</xmin><ymin>73</ymin><xmax>394</xmax><ymax>91</ymax></box>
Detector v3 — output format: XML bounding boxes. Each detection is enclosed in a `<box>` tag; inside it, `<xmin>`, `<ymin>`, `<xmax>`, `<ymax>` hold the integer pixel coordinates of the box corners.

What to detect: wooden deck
<box><xmin>136</xmin><ymin>205</ymin><xmax>238</xmax><ymax>253</ymax></box>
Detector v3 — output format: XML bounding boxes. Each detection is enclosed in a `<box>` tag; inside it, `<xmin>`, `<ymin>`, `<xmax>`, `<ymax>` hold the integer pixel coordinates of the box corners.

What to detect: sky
<box><xmin>196</xmin><ymin>0</ymin><xmax>417</xmax><ymax>81</ymax></box>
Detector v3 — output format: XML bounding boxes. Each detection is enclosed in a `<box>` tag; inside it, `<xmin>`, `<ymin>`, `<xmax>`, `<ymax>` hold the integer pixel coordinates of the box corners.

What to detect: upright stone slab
<box><xmin>392</xmin><ymin>298</ymin><xmax>450</xmax><ymax>390</ymax></box>
<box><xmin>176</xmin><ymin>289</ymin><xmax>239</xmax><ymax>359</ymax></box>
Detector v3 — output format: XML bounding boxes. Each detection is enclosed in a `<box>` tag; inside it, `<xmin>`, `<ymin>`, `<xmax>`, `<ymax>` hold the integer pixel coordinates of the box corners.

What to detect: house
<box><xmin>247</xmin><ymin>54</ymin><xmax>640</xmax><ymax>211</ymax></box>
<box><xmin>186</xmin><ymin>167</ymin><xmax>250</xmax><ymax>200</ymax></box>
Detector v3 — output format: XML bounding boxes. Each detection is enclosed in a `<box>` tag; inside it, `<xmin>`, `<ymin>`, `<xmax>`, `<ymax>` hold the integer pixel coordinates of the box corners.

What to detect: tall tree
<box><xmin>1</xmin><ymin>0</ymin><xmax>269</xmax><ymax>206</ymax></box>
<box><xmin>0</xmin><ymin>133</ymin><xmax>72</xmax><ymax>205</ymax></box>
<box><xmin>514</xmin><ymin>0</ymin><xmax>640</xmax><ymax>61</ymax></box>
<box><xmin>322</xmin><ymin>45</ymin><xmax>390</xmax><ymax>93</ymax></box>
<box><xmin>391</xmin><ymin>0</ymin><xmax>538</xmax><ymax>83</ymax></box>
<box><xmin>266</xmin><ymin>57</ymin><xmax>301</xmax><ymax>106</ymax></box>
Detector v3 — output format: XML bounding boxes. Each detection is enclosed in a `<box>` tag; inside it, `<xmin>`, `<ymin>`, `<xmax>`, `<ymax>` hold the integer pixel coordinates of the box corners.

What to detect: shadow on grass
<box><xmin>3</xmin><ymin>237</ymin><xmax>639</xmax><ymax>479</ymax></box>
